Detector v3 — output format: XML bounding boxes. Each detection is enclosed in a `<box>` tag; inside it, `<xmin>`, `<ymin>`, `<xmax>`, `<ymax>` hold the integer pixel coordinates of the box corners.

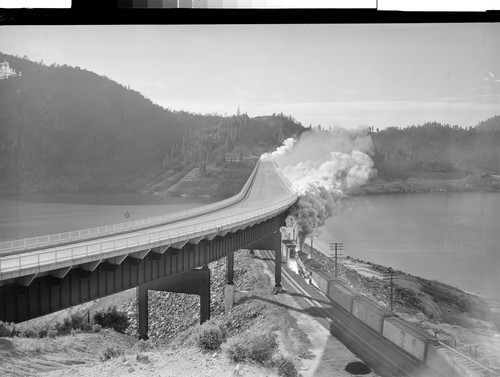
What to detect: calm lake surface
<box><xmin>2</xmin><ymin>191</ymin><xmax>499</xmax><ymax>301</ymax></box>
<box><xmin>315</xmin><ymin>192</ymin><xmax>500</xmax><ymax>301</ymax></box>
<box><xmin>0</xmin><ymin>192</ymin><xmax>217</xmax><ymax>242</ymax></box>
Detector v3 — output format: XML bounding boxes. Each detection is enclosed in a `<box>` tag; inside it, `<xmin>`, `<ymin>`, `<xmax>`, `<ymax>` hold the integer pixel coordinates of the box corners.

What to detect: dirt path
<box><xmin>255</xmin><ymin>252</ymin><xmax>379</xmax><ymax>377</ymax></box>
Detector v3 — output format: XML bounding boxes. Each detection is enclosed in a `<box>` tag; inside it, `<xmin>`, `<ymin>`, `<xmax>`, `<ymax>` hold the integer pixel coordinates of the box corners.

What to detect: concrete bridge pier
<box><xmin>136</xmin><ymin>265</ymin><xmax>211</xmax><ymax>340</ymax></box>
<box><xmin>224</xmin><ymin>251</ymin><xmax>250</xmax><ymax>312</ymax></box>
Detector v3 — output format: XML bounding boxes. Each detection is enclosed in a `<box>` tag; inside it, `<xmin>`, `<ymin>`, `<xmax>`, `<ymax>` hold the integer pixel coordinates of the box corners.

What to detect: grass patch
<box><xmin>273</xmin><ymin>354</ymin><xmax>299</xmax><ymax>377</ymax></box>
<box><xmin>100</xmin><ymin>346</ymin><xmax>124</xmax><ymax>362</ymax></box>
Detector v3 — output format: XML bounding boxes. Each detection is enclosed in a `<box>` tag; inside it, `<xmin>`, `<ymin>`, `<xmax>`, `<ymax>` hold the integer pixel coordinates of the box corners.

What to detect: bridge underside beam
<box><xmin>137</xmin><ymin>265</ymin><xmax>210</xmax><ymax>339</ymax></box>
<box><xmin>0</xmin><ymin>213</ymin><xmax>287</xmax><ymax>323</ymax></box>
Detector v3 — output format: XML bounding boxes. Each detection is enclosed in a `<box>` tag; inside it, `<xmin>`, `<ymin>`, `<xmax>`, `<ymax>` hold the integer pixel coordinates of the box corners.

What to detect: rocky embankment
<box><xmin>117</xmin><ymin>252</ymin><xmax>259</xmax><ymax>342</ymax></box>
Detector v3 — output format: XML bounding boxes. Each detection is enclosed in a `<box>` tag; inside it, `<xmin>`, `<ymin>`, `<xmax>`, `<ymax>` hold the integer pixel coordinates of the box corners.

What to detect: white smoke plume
<box><xmin>261</xmin><ymin>137</ymin><xmax>296</xmax><ymax>159</ymax></box>
<box><xmin>266</xmin><ymin>129</ymin><xmax>377</xmax><ymax>250</ymax></box>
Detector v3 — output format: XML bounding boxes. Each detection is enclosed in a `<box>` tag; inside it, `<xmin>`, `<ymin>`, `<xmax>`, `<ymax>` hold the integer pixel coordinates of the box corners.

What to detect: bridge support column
<box><xmin>227</xmin><ymin>251</ymin><xmax>234</xmax><ymax>285</ymax></box>
<box><xmin>136</xmin><ymin>265</ymin><xmax>211</xmax><ymax>338</ymax></box>
<box><xmin>273</xmin><ymin>231</ymin><xmax>283</xmax><ymax>293</ymax></box>
<box><xmin>199</xmin><ymin>265</ymin><xmax>210</xmax><ymax>324</ymax></box>
<box><xmin>137</xmin><ymin>285</ymin><xmax>149</xmax><ymax>340</ymax></box>
<box><xmin>224</xmin><ymin>251</ymin><xmax>249</xmax><ymax>311</ymax></box>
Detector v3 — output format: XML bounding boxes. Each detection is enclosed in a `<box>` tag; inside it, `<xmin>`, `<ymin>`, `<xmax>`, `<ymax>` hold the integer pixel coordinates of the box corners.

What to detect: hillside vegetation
<box><xmin>371</xmin><ymin>118</ymin><xmax>500</xmax><ymax>180</ymax></box>
<box><xmin>144</xmin><ymin>112</ymin><xmax>305</xmax><ymax>197</ymax></box>
<box><xmin>348</xmin><ymin>118</ymin><xmax>500</xmax><ymax>195</ymax></box>
<box><xmin>0</xmin><ymin>53</ymin><xmax>305</xmax><ymax>196</ymax></box>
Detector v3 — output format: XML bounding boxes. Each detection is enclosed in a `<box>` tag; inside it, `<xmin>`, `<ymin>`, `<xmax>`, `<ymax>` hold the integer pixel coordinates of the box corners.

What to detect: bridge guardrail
<box><xmin>0</xmin><ymin>160</ymin><xmax>262</xmax><ymax>255</ymax></box>
<box><xmin>271</xmin><ymin>159</ymin><xmax>296</xmax><ymax>194</ymax></box>
<box><xmin>0</xmin><ymin>192</ymin><xmax>298</xmax><ymax>276</ymax></box>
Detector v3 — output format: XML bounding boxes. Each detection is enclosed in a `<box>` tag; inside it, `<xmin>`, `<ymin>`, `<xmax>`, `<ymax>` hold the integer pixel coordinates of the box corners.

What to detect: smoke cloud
<box><xmin>265</xmin><ymin>129</ymin><xmax>377</xmax><ymax>250</ymax></box>
<box><xmin>261</xmin><ymin>137</ymin><xmax>296</xmax><ymax>159</ymax></box>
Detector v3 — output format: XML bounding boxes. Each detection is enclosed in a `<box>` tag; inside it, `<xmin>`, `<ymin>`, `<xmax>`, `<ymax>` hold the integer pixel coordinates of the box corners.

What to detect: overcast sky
<box><xmin>1</xmin><ymin>24</ymin><xmax>499</xmax><ymax>129</ymax></box>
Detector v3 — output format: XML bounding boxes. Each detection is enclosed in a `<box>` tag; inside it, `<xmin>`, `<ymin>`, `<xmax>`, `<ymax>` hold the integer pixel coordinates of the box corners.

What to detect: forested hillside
<box><xmin>0</xmin><ymin>53</ymin><xmax>305</xmax><ymax>195</ymax></box>
<box><xmin>370</xmin><ymin>117</ymin><xmax>500</xmax><ymax>180</ymax></box>
<box><xmin>139</xmin><ymin>113</ymin><xmax>306</xmax><ymax>197</ymax></box>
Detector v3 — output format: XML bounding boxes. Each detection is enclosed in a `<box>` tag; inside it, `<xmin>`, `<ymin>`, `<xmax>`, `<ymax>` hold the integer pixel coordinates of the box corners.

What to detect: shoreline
<box><xmin>348</xmin><ymin>174</ymin><xmax>500</xmax><ymax>196</ymax></box>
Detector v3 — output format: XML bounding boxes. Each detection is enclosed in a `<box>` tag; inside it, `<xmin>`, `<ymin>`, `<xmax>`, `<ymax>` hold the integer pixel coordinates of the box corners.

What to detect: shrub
<box><xmin>246</xmin><ymin>332</ymin><xmax>278</xmax><ymax>363</ymax></box>
<box><xmin>18</xmin><ymin>325</ymin><xmax>38</xmax><ymax>338</ymax></box>
<box><xmin>273</xmin><ymin>354</ymin><xmax>299</xmax><ymax>377</ymax></box>
<box><xmin>80</xmin><ymin>322</ymin><xmax>93</xmax><ymax>331</ymax></box>
<box><xmin>223</xmin><ymin>332</ymin><xmax>278</xmax><ymax>364</ymax></box>
<box><xmin>37</xmin><ymin>326</ymin><xmax>49</xmax><ymax>338</ymax></box>
<box><xmin>55</xmin><ymin>315</ymin><xmax>78</xmax><ymax>334</ymax></box>
<box><xmin>57</xmin><ymin>313</ymin><xmax>88</xmax><ymax>333</ymax></box>
<box><xmin>93</xmin><ymin>306</ymin><xmax>129</xmax><ymax>333</ymax></box>
<box><xmin>100</xmin><ymin>346</ymin><xmax>124</xmax><ymax>362</ymax></box>
<box><xmin>224</xmin><ymin>337</ymin><xmax>247</xmax><ymax>362</ymax></box>
<box><xmin>55</xmin><ymin>320</ymin><xmax>68</xmax><ymax>333</ymax></box>
<box><xmin>0</xmin><ymin>321</ymin><xmax>16</xmax><ymax>337</ymax></box>
<box><xmin>191</xmin><ymin>320</ymin><xmax>227</xmax><ymax>350</ymax></box>
<box><xmin>92</xmin><ymin>324</ymin><xmax>102</xmax><ymax>333</ymax></box>
<box><xmin>63</xmin><ymin>316</ymin><xmax>73</xmax><ymax>330</ymax></box>
<box><xmin>47</xmin><ymin>329</ymin><xmax>58</xmax><ymax>338</ymax></box>
<box><xmin>69</xmin><ymin>313</ymin><xmax>84</xmax><ymax>329</ymax></box>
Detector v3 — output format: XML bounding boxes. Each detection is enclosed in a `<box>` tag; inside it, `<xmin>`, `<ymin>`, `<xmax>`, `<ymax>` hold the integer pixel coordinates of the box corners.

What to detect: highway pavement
<box><xmin>0</xmin><ymin>160</ymin><xmax>297</xmax><ymax>281</ymax></box>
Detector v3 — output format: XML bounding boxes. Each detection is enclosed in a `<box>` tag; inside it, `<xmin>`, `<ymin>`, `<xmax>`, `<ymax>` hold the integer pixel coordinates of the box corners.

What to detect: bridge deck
<box><xmin>0</xmin><ymin>160</ymin><xmax>297</xmax><ymax>283</ymax></box>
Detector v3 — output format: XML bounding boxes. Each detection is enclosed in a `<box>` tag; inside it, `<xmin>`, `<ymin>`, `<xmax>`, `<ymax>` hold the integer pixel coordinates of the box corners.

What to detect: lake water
<box><xmin>314</xmin><ymin>192</ymin><xmax>500</xmax><ymax>301</ymax></box>
<box><xmin>0</xmin><ymin>192</ymin><xmax>217</xmax><ymax>242</ymax></box>
<box><xmin>2</xmin><ymin>191</ymin><xmax>499</xmax><ymax>301</ymax></box>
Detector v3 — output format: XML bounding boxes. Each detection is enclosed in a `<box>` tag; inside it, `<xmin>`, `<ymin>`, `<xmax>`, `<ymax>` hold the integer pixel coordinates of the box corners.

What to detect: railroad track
<box><xmin>257</xmin><ymin>249</ymin><xmax>442</xmax><ymax>377</ymax></box>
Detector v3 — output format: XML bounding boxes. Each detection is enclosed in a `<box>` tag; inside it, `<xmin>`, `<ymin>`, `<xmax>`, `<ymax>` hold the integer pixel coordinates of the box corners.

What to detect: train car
<box><xmin>328</xmin><ymin>281</ymin><xmax>356</xmax><ymax>313</ymax></box>
<box><xmin>382</xmin><ymin>317</ymin><xmax>434</xmax><ymax>363</ymax></box>
<box><xmin>310</xmin><ymin>268</ymin><xmax>335</xmax><ymax>297</ymax></box>
<box><xmin>351</xmin><ymin>295</ymin><xmax>395</xmax><ymax>334</ymax></box>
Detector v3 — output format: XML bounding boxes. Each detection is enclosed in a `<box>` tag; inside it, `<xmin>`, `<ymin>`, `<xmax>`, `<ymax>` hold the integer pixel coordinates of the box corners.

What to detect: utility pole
<box><xmin>383</xmin><ymin>268</ymin><xmax>398</xmax><ymax>312</ymax></box>
<box><xmin>329</xmin><ymin>242</ymin><xmax>343</xmax><ymax>278</ymax></box>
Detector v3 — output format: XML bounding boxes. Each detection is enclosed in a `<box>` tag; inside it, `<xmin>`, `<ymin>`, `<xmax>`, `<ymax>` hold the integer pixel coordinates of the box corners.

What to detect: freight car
<box><xmin>310</xmin><ymin>268</ymin><xmax>335</xmax><ymax>297</ymax></box>
<box><xmin>309</xmin><ymin>266</ymin><xmax>485</xmax><ymax>377</ymax></box>
<box><xmin>382</xmin><ymin>316</ymin><xmax>434</xmax><ymax>363</ymax></box>
<box><xmin>327</xmin><ymin>280</ymin><xmax>356</xmax><ymax>313</ymax></box>
<box><xmin>352</xmin><ymin>295</ymin><xmax>395</xmax><ymax>334</ymax></box>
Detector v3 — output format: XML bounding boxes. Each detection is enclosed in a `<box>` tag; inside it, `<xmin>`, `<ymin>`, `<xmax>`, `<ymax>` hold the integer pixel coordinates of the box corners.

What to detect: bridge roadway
<box><xmin>0</xmin><ymin>159</ymin><xmax>298</xmax><ymax>323</ymax></box>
